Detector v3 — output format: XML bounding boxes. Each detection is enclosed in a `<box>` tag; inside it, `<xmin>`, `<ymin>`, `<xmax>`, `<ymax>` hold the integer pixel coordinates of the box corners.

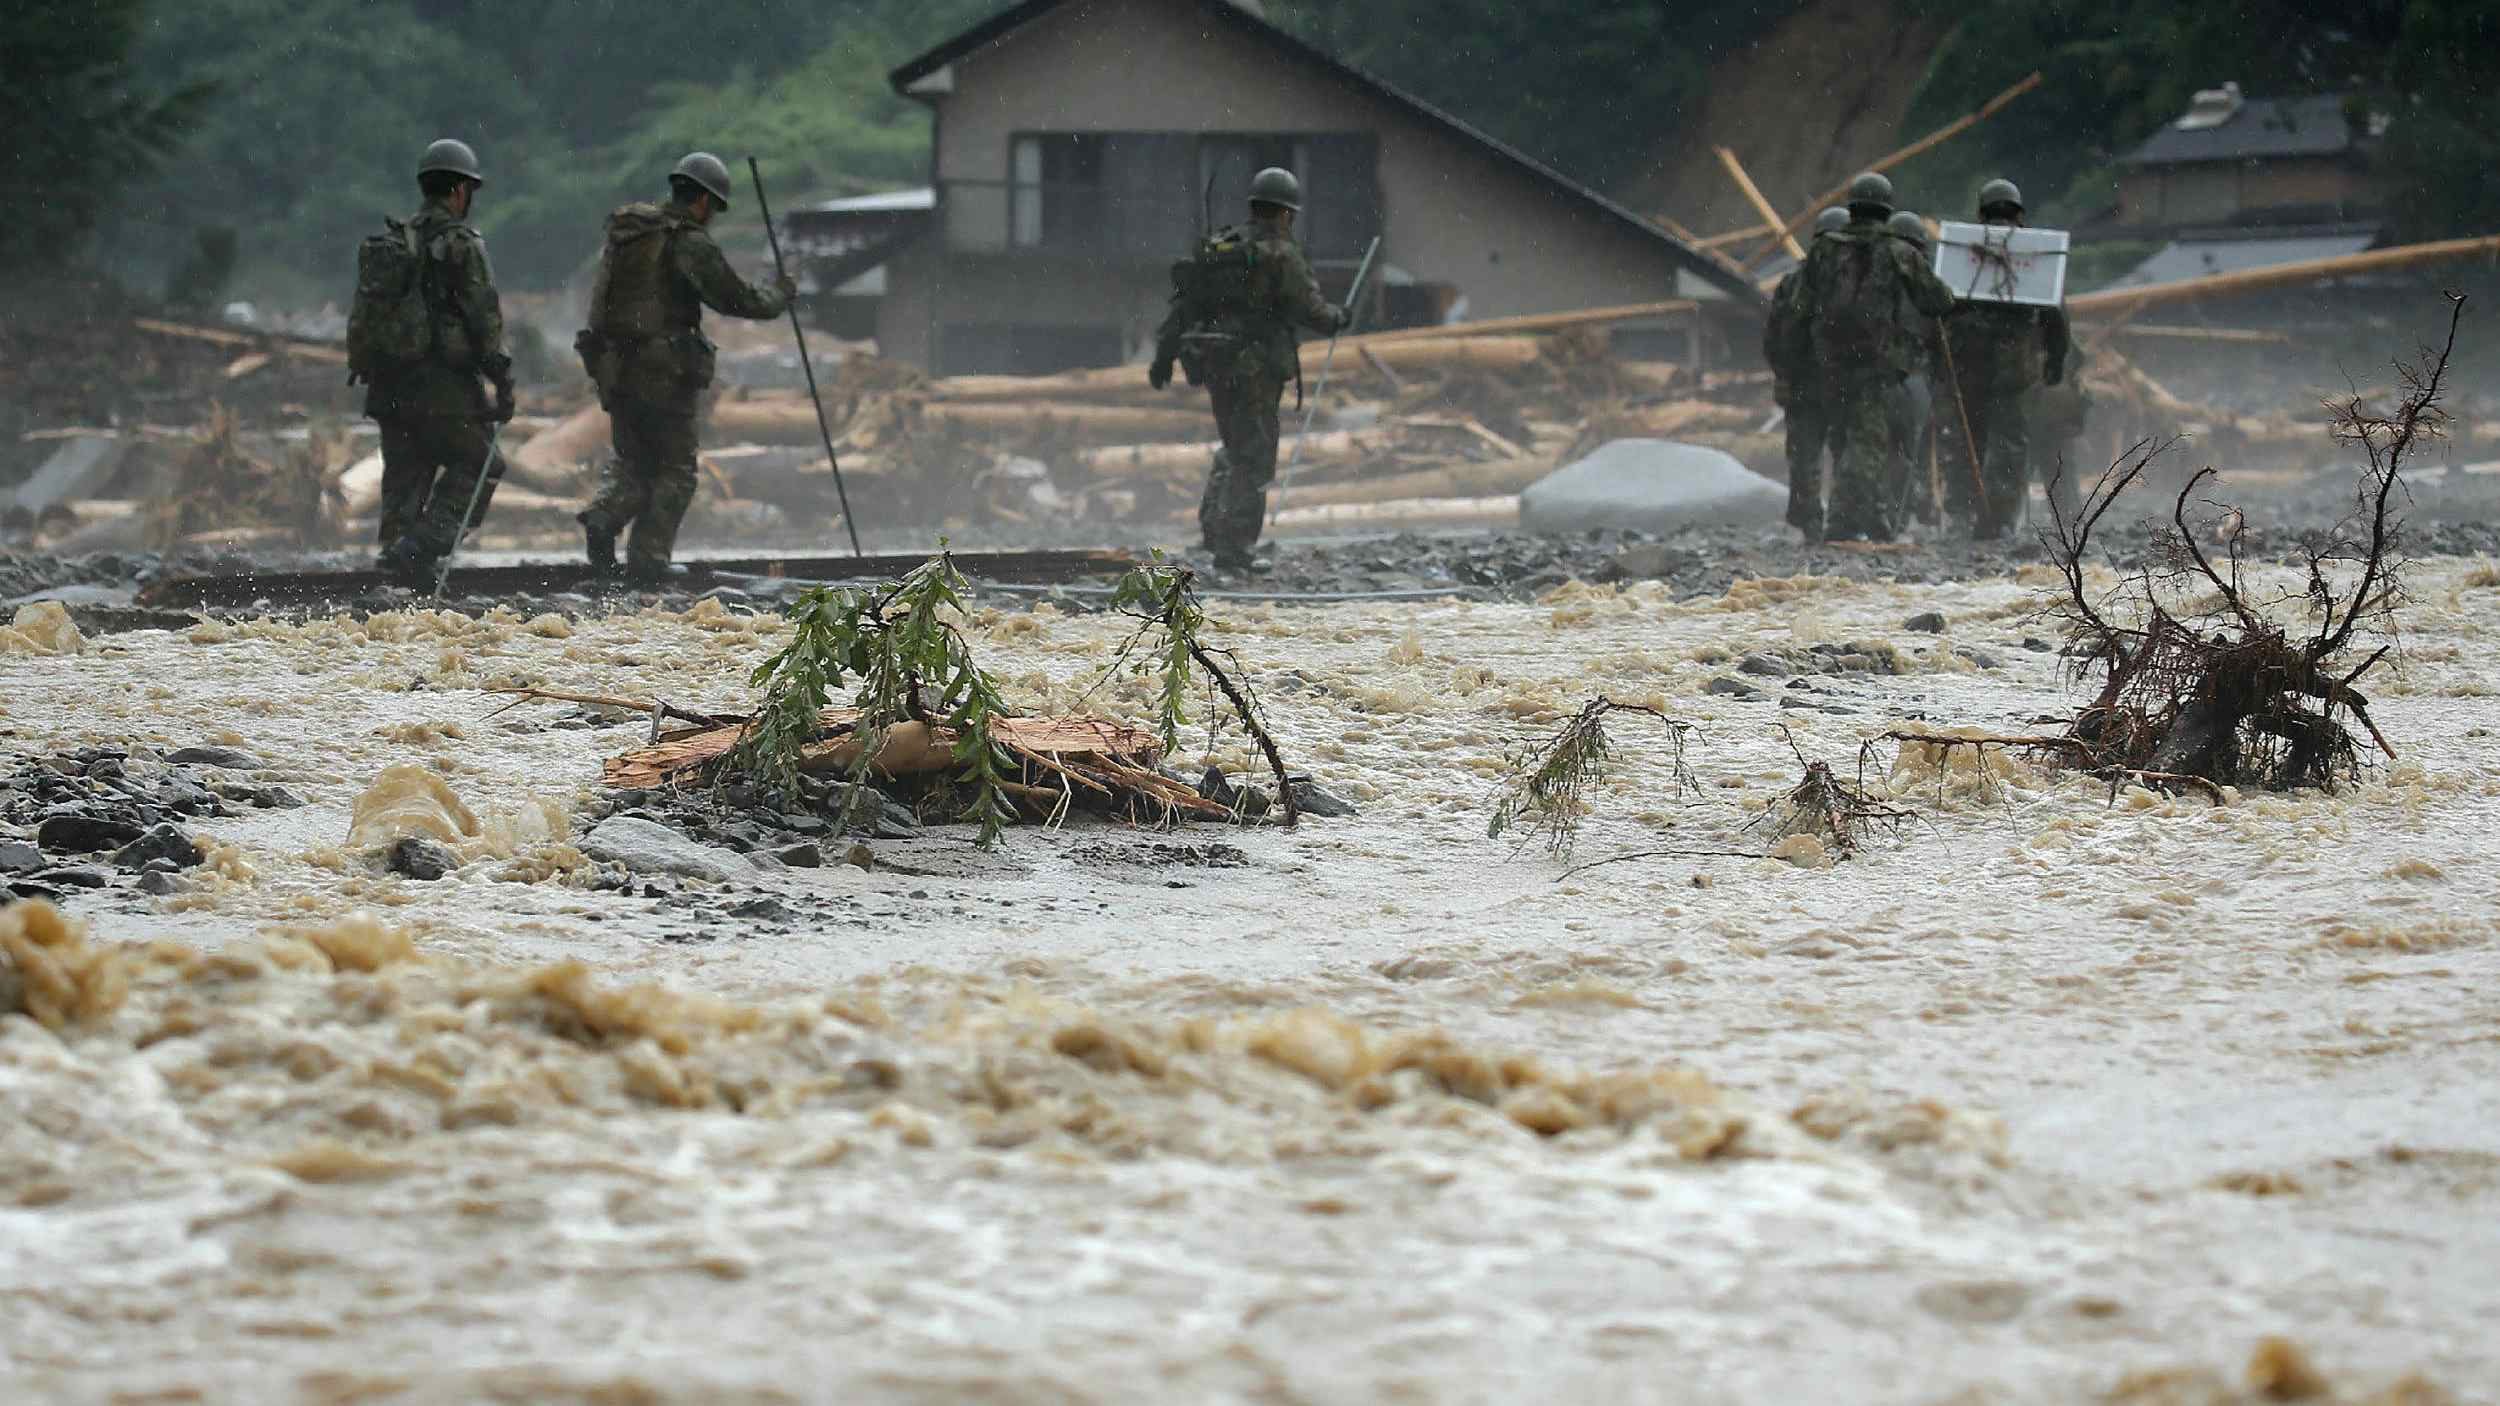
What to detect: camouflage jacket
<box><xmin>1800</xmin><ymin>217</ymin><xmax>1955</xmax><ymax>382</ymax></box>
<box><xmin>1153</xmin><ymin>214</ymin><xmax>1341</xmax><ymax>386</ymax></box>
<box><xmin>585</xmin><ymin>199</ymin><xmax>789</xmax><ymax>408</ymax></box>
<box><xmin>364</xmin><ymin>196</ymin><xmax>506</xmax><ymax>419</ymax></box>
<box><xmin>1945</xmin><ymin>297</ymin><xmax>2072</xmax><ymax>398</ymax></box>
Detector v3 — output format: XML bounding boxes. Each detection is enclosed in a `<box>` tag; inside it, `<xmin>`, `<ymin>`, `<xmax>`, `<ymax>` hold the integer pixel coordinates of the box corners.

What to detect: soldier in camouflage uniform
<box><xmin>1764</xmin><ymin>207</ymin><xmax>1851</xmax><ymax>539</ymax></box>
<box><xmin>1885</xmin><ymin>209</ymin><xmax>1945</xmax><ymax>527</ymax></box>
<box><xmin>366</xmin><ymin>139</ymin><xmax>514</xmax><ymax>580</ymax></box>
<box><xmin>575</xmin><ymin>152</ymin><xmax>795</xmax><ymax>580</ymax></box>
<box><xmin>1938</xmin><ymin>178</ymin><xmax>2071</xmax><ymax>540</ymax></box>
<box><xmin>1150</xmin><ymin>167</ymin><xmax>1347</xmax><ymax>573</ymax></box>
<box><xmin>1799</xmin><ymin>173</ymin><xmax>1955</xmax><ymax>542</ymax></box>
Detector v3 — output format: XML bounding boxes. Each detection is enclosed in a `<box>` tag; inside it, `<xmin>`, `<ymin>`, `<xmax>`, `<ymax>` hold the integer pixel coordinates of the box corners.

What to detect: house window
<box><xmin>1000</xmin><ymin>131</ymin><xmax>1378</xmax><ymax>261</ymax></box>
<box><xmin>1198</xmin><ymin>133</ymin><xmax>1380</xmax><ymax>263</ymax></box>
<box><xmin>1008</xmin><ymin>133</ymin><xmax>1198</xmax><ymax>256</ymax></box>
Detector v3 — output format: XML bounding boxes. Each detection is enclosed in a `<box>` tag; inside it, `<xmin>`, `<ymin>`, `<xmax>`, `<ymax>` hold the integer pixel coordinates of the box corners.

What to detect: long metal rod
<box><xmin>1269</xmin><ymin>234</ymin><xmax>1381</xmax><ymax>526</ymax></box>
<box><xmin>431</xmin><ymin>426</ymin><xmax>499</xmax><ymax>599</ymax></box>
<box><xmin>747</xmin><ymin>156</ymin><xmax>864</xmax><ymax>557</ymax></box>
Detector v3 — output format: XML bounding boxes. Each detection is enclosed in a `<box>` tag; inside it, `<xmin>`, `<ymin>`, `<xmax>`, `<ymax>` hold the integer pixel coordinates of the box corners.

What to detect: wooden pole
<box><xmin>1715</xmin><ymin>147</ymin><xmax>1806</xmax><ymax>264</ymax></box>
<box><xmin>1743</xmin><ymin>70</ymin><xmax>2045</xmax><ymax>270</ymax></box>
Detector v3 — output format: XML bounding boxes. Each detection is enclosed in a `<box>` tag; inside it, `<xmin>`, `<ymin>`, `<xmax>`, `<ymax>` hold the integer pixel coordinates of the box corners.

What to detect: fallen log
<box><xmin>132</xmin><ymin>317</ymin><xmax>349</xmax><ymax>365</ymax></box>
<box><xmin>2069</xmin><ymin>234</ymin><xmax>2500</xmax><ymax>318</ymax></box>
<box><xmin>1076</xmin><ymin>428</ymin><xmax>1388</xmax><ymax>480</ymax></box>
<box><xmin>510</xmin><ymin>403</ymin><xmax>612</xmax><ymax>478</ymax></box>
<box><xmin>1271</xmin><ymin>494</ymin><xmax>1520</xmax><ymax>529</ymax></box>
<box><xmin>1355</xmin><ymin>306</ymin><xmax>1696</xmax><ymax>346</ymax></box>
<box><xmin>926</xmin><ymin>401</ymin><xmax>1212</xmax><ymax>439</ymax></box>
<box><xmin>1280</xmin><ymin>457</ymin><xmax>1554</xmax><ymax>509</ymax></box>
<box><xmin>710</xmin><ymin>396</ymin><xmax>1211</xmax><ymax>444</ymax></box>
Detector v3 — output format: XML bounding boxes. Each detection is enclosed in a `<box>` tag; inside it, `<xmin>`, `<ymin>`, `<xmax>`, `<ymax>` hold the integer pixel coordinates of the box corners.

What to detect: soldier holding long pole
<box><xmin>572</xmin><ymin>152</ymin><xmax>798</xmax><ymax>582</ymax></box>
<box><xmin>1147</xmin><ymin>168</ymin><xmax>1347</xmax><ymax>577</ymax></box>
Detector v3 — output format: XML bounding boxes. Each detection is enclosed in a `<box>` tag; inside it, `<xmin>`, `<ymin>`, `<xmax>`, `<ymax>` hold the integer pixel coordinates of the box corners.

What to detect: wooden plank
<box><xmin>1715</xmin><ymin>147</ymin><xmax>1806</xmax><ymax>264</ymax></box>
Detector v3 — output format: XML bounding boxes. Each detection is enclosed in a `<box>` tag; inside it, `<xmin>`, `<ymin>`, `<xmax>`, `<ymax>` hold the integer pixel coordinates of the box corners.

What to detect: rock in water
<box><xmin>112</xmin><ymin>824</ymin><xmax>203</xmax><ymax>871</ymax></box>
<box><xmin>0</xmin><ymin>840</ymin><xmax>43</xmax><ymax>874</ymax></box>
<box><xmin>36</xmin><ymin>813</ymin><xmax>144</xmax><ymax>854</ymax></box>
<box><xmin>387</xmin><ymin>837</ymin><xmax>457</xmax><ymax>881</ymax></box>
<box><xmin>1519</xmin><ymin>439</ymin><xmax>1785</xmax><ymax>535</ymax></box>
<box><xmin>578</xmin><ymin>816</ymin><xmax>746</xmax><ymax>885</ymax></box>
<box><xmin>167</xmin><ymin>745</ymin><xmax>260</xmax><ymax>770</ymax></box>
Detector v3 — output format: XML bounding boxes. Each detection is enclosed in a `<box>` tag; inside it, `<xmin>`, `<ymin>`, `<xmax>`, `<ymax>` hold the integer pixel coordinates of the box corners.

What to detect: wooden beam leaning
<box><xmin>1715</xmin><ymin>147</ymin><xmax>1806</xmax><ymax>265</ymax></box>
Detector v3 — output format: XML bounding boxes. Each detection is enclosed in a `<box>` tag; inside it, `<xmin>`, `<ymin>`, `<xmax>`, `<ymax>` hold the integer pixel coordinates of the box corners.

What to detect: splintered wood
<box><xmin>603</xmin><ymin>710</ymin><xmax>1231</xmax><ymax>824</ymax></box>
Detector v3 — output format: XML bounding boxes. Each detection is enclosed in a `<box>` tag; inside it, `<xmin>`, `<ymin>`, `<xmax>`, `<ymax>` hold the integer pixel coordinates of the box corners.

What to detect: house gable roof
<box><xmin>888</xmin><ymin>0</ymin><xmax>1761</xmax><ymax>302</ymax></box>
<box><xmin>2121</xmin><ymin>94</ymin><xmax>2364</xmax><ymax>167</ymax></box>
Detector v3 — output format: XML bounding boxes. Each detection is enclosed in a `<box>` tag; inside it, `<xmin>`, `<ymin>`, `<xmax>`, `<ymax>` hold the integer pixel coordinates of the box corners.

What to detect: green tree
<box><xmin>0</xmin><ymin>0</ymin><xmax>211</xmax><ymax>271</ymax></box>
<box><xmin>1886</xmin><ymin>0</ymin><xmax>2496</xmax><ymax>244</ymax></box>
<box><xmin>1268</xmin><ymin>0</ymin><xmax>1792</xmax><ymax>192</ymax></box>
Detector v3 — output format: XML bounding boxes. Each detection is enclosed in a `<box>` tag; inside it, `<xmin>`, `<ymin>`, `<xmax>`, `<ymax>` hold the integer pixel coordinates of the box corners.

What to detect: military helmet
<box><xmin>1887</xmin><ymin>210</ymin><xmax>1929</xmax><ymax>244</ymax></box>
<box><xmin>1977</xmin><ymin>177</ymin><xmax>2024</xmax><ymax>216</ymax></box>
<box><xmin>1813</xmin><ymin>206</ymin><xmax>1850</xmax><ymax>236</ymax></box>
<box><xmin>418</xmin><ymin>138</ymin><xmax>484</xmax><ymax>185</ymax></box>
<box><xmin>1846</xmin><ymin>171</ymin><xmax>1894</xmax><ymax>216</ymax></box>
<box><xmin>1247</xmin><ymin>166</ymin><xmax>1302</xmax><ymax>213</ymax></box>
<box><xmin>671</xmin><ymin>151</ymin><xmax>735</xmax><ymax>208</ymax></box>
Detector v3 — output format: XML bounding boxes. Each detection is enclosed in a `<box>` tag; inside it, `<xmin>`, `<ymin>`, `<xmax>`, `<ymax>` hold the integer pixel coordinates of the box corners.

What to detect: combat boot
<box><xmin>377</xmin><ymin>534</ymin><xmax>438</xmax><ymax>585</ymax></box>
<box><xmin>578</xmin><ymin>511</ymin><xmax>619</xmax><ymax>574</ymax></box>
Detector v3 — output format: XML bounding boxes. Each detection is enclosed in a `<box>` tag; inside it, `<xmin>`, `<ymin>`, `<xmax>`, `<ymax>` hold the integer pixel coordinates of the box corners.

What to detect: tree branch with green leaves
<box><xmin>731</xmin><ymin>550</ymin><xmax>1015</xmax><ymax>846</ymax></box>
<box><xmin>1097</xmin><ymin>559</ymin><xmax>1297</xmax><ymax>826</ymax></box>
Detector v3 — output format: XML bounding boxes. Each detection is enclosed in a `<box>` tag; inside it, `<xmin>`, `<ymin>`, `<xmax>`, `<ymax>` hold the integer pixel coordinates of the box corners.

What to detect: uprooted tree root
<box><xmin>1488</xmin><ymin>696</ymin><xmax>1698</xmax><ymax>856</ymax></box>
<box><xmin>1750</xmin><ymin>726</ymin><xmax>1916</xmax><ymax>859</ymax></box>
<box><xmin>2024</xmin><ymin>294</ymin><xmax>2460</xmax><ymax>796</ymax></box>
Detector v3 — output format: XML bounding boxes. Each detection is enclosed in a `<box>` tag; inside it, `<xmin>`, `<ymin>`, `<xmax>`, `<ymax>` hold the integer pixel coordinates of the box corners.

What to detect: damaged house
<box><xmin>791</xmin><ymin>0</ymin><xmax>1752</xmax><ymax>375</ymax></box>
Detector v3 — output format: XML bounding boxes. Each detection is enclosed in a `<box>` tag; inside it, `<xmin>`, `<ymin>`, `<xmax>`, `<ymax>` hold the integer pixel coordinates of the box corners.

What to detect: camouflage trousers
<box><xmin>1889</xmin><ymin>373</ymin><xmax>1936</xmax><ymax>526</ymax></box>
<box><xmin>376</xmin><ymin>412</ymin><xmax>505</xmax><ymax>557</ymax></box>
<box><xmin>1822</xmin><ymin>373</ymin><xmax>1905</xmax><ymax>542</ymax></box>
<box><xmin>1781</xmin><ymin>393</ymin><xmax>1832</xmax><ymax>536</ymax></box>
<box><xmin>582</xmin><ymin>401</ymin><xmax>701</xmax><ymax>573</ymax></box>
<box><xmin>1939</xmin><ymin>379</ymin><xmax>2030</xmax><ymax>540</ymax></box>
<box><xmin>1198</xmin><ymin>372</ymin><xmax>1284</xmax><ymax>561</ymax></box>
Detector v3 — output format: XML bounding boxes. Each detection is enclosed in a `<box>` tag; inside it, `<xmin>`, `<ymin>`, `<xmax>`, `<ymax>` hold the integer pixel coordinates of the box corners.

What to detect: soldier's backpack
<box><xmin>1169</xmin><ymin>226</ymin><xmax>1263</xmax><ymax>329</ymax></box>
<box><xmin>1808</xmin><ymin>232</ymin><xmax>1902</xmax><ymax>372</ymax></box>
<box><xmin>346</xmin><ymin>217</ymin><xmax>436</xmax><ymax>385</ymax></box>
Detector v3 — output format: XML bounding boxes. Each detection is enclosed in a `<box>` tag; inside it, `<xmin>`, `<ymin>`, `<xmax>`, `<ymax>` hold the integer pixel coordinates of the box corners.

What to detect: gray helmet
<box><xmin>1846</xmin><ymin>171</ymin><xmax>1894</xmax><ymax>216</ymax></box>
<box><xmin>671</xmin><ymin>151</ymin><xmax>735</xmax><ymax>208</ymax></box>
<box><xmin>1813</xmin><ymin>206</ymin><xmax>1850</xmax><ymax>236</ymax></box>
<box><xmin>1977</xmin><ymin>177</ymin><xmax>2024</xmax><ymax>216</ymax></box>
<box><xmin>418</xmin><ymin>138</ymin><xmax>483</xmax><ymax>185</ymax></box>
<box><xmin>1887</xmin><ymin>210</ymin><xmax>1928</xmax><ymax>245</ymax></box>
<box><xmin>1247</xmin><ymin>166</ymin><xmax>1301</xmax><ymax>213</ymax></box>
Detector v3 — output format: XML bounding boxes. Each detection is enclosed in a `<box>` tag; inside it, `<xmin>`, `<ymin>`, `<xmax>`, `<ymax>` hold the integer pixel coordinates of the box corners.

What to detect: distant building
<box><xmin>2103</xmin><ymin>83</ymin><xmax>2387</xmax><ymax>290</ymax></box>
<box><xmin>787</xmin><ymin>0</ymin><xmax>1753</xmax><ymax>376</ymax></box>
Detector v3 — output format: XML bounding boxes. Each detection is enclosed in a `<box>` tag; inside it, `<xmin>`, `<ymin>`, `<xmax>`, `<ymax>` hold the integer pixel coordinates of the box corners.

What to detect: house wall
<box><xmin>883</xmin><ymin>0</ymin><xmax>1695</xmax><ymax>372</ymax></box>
<box><xmin>2117</xmin><ymin>157</ymin><xmax>2375</xmax><ymax>228</ymax></box>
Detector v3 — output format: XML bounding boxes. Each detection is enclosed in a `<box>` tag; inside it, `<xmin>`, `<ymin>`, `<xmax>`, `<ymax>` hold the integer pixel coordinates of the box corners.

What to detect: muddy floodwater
<box><xmin>5</xmin><ymin>558</ymin><xmax>2498</xmax><ymax>1404</ymax></box>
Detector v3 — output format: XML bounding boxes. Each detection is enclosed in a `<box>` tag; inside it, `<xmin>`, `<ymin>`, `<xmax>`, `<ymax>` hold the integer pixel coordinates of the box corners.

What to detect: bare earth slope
<box><xmin>1626</xmin><ymin>0</ymin><xmax>1949</xmax><ymax>239</ymax></box>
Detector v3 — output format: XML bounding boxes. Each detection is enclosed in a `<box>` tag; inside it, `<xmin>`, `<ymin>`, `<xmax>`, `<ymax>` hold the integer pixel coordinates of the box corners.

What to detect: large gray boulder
<box><xmin>1520</xmin><ymin>439</ymin><xmax>1784</xmax><ymax>534</ymax></box>
<box><xmin>579</xmin><ymin>816</ymin><xmax>744</xmax><ymax>884</ymax></box>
